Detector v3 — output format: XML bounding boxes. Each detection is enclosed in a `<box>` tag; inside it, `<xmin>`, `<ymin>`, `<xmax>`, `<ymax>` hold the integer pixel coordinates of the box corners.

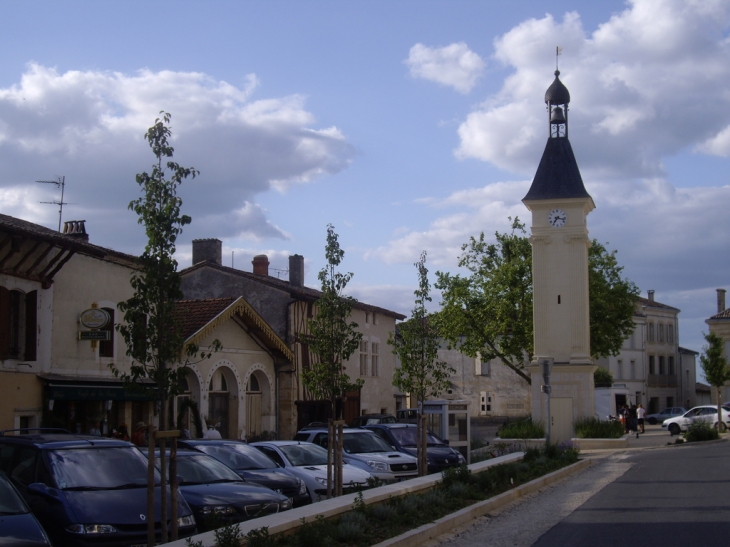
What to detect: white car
<box><xmin>661</xmin><ymin>405</ymin><xmax>730</xmax><ymax>435</ymax></box>
<box><xmin>293</xmin><ymin>427</ymin><xmax>419</xmax><ymax>482</ymax></box>
<box><xmin>251</xmin><ymin>440</ymin><xmax>374</xmax><ymax>503</ymax></box>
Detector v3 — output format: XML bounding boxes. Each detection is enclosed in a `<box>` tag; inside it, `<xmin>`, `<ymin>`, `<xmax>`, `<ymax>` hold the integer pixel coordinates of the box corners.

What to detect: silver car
<box><xmin>251</xmin><ymin>441</ymin><xmax>373</xmax><ymax>502</ymax></box>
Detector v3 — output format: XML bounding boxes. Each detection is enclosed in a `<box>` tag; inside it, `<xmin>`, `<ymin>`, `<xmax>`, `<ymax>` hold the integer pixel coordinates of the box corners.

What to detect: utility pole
<box><xmin>37</xmin><ymin>176</ymin><xmax>67</xmax><ymax>232</ymax></box>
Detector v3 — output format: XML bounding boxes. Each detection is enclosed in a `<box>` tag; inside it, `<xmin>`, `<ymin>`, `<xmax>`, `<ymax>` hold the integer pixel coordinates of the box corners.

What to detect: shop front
<box><xmin>41</xmin><ymin>374</ymin><xmax>157</xmax><ymax>437</ymax></box>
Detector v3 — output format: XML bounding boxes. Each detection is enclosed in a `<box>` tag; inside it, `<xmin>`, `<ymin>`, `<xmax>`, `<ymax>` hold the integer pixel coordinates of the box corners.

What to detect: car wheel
<box><xmin>648</xmin><ymin>418</ymin><xmax>657</xmax><ymax>425</ymax></box>
<box><xmin>716</xmin><ymin>421</ymin><xmax>727</xmax><ymax>432</ymax></box>
<box><xmin>668</xmin><ymin>423</ymin><xmax>680</xmax><ymax>436</ymax></box>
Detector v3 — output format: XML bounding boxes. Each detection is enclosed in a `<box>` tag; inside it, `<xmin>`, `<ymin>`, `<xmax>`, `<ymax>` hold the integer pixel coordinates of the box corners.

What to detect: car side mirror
<box><xmin>442</xmin><ymin>439</ymin><xmax>450</xmax><ymax>445</ymax></box>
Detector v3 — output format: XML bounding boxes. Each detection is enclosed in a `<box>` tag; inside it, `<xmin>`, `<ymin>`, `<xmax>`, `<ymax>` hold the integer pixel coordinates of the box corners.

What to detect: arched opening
<box><xmin>207</xmin><ymin>366</ymin><xmax>238</xmax><ymax>439</ymax></box>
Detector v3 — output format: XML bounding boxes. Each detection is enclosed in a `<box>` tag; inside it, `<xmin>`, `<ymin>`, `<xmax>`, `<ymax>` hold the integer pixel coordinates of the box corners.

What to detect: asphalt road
<box><xmin>435</xmin><ymin>439</ymin><xmax>730</xmax><ymax>547</ymax></box>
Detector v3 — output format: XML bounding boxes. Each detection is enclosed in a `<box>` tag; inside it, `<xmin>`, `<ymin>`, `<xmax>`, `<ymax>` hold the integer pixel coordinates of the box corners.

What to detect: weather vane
<box><xmin>37</xmin><ymin>176</ymin><xmax>67</xmax><ymax>232</ymax></box>
<box><xmin>556</xmin><ymin>46</ymin><xmax>563</xmax><ymax>70</ymax></box>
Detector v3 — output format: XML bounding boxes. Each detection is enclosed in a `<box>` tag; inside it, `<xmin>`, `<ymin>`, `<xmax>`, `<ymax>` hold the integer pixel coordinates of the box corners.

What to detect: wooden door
<box><xmin>550</xmin><ymin>397</ymin><xmax>574</xmax><ymax>444</ymax></box>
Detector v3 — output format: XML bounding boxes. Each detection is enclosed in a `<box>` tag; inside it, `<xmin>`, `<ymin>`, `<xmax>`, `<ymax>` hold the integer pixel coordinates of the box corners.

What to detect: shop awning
<box><xmin>40</xmin><ymin>373</ymin><xmax>158</xmax><ymax>401</ymax></box>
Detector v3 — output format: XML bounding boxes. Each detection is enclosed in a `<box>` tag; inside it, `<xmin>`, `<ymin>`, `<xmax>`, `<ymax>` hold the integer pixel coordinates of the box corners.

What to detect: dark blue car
<box><xmin>0</xmin><ymin>471</ymin><xmax>52</xmax><ymax>547</ymax></box>
<box><xmin>153</xmin><ymin>450</ymin><xmax>292</xmax><ymax>531</ymax></box>
<box><xmin>178</xmin><ymin>439</ymin><xmax>310</xmax><ymax>507</ymax></box>
<box><xmin>0</xmin><ymin>430</ymin><xmax>196</xmax><ymax>547</ymax></box>
<box><xmin>362</xmin><ymin>423</ymin><xmax>466</xmax><ymax>474</ymax></box>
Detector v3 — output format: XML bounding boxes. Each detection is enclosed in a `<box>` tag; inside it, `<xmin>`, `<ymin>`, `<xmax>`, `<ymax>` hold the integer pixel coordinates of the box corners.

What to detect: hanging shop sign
<box><xmin>80</xmin><ymin>308</ymin><xmax>110</xmax><ymax>329</ymax></box>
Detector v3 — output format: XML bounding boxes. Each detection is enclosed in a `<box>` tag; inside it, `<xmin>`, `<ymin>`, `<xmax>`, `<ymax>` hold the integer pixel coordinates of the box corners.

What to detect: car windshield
<box><xmin>343</xmin><ymin>432</ymin><xmax>393</xmax><ymax>454</ymax></box>
<box><xmin>48</xmin><ymin>447</ymin><xmax>158</xmax><ymax>489</ymax></box>
<box><xmin>160</xmin><ymin>454</ymin><xmax>242</xmax><ymax>485</ymax></box>
<box><xmin>197</xmin><ymin>443</ymin><xmax>279</xmax><ymax>470</ymax></box>
<box><xmin>280</xmin><ymin>443</ymin><xmax>328</xmax><ymax>466</ymax></box>
<box><xmin>388</xmin><ymin>428</ymin><xmax>442</xmax><ymax>447</ymax></box>
<box><xmin>0</xmin><ymin>475</ymin><xmax>28</xmax><ymax>515</ymax></box>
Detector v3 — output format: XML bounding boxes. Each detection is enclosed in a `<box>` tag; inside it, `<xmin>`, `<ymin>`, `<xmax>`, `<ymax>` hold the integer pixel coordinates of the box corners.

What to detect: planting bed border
<box><xmin>165</xmin><ymin>453</ymin><xmax>590</xmax><ymax>547</ymax></box>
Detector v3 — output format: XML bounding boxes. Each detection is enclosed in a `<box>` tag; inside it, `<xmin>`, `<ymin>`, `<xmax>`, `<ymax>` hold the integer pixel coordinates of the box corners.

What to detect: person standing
<box><xmin>629</xmin><ymin>404</ymin><xmax>639</xmax><ymax>438</ymax></box>
<box><xmin>637</xmin><ymin>404</ymin><xmax>646</xmax><ymax>434</ymax></box>
<box><xmin>132</xmin><ymin>422</ymin><xmax>147</xmax><ymax>447</ymax></box>
<box><xmin>203</xmin><ymin>422</ymin><xmax>222</xmax><ymax>440</ymax></box>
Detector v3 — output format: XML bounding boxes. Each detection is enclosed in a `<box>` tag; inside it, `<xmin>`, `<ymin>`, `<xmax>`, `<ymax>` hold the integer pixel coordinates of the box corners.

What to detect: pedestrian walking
<box><xmin>637</xmin><ymin>404</ymin><xmax>646</xmax><ymax>433</ymax></box>
<box><xmin>629</xmin><ymin>404</ymin><xmax>638</xmax><ymax>437</ymax></box>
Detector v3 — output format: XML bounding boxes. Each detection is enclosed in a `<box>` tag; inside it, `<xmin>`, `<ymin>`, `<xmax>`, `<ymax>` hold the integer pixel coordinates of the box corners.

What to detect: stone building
<box><xmin>705</xmin><ymin>288</ymin><xmax>730</xmax><ymax>403</ymax></box>
<box><xmin>180</xmin><ymin>239</ymin><xmax>405</xmax><ymax>438</ymax></box>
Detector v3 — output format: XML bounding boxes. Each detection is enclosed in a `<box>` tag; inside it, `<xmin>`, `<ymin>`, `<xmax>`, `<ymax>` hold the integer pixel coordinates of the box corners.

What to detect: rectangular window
<box><xmin>617</xmin><ymin>359</ymin><xmax>623</xmax><ymax>379</ymax></box>
<box><xmin>99</xmin><ymin>308</ymin><xmax>115</xmax><ymax>358</ymax></box>
<box><xmin>668</xmin><ymin>324</ymin><xmax>674</xmax><ymax>344</ymax></box>
<box><xmin>365</xmin><ymin>313</ymin><xmax>370</xmax><ymax>324</ymax></box>
<box><xmin>372</xmin><ymin>313</ymin><xmax>378</xmax><ymax>325</ymax></box>
<box><xmin>649</xmin><ymin>355</ymin><xmax>655</xmax><ymax>374</ymax></box>
<box><xmin>475</xmin><ymin>355</ymin><xmax>490</xmax><ymax>376</ymax></box>
<box><xmin>371</xmin><ymin>342</ymin><xmax>379</xmax><ymax>377</ymax></box>
<box><xmin>667</xmin><ymin>397</ymin><xmax>674</xmax><ymax>408</ymax></box>
<box><xmin>668</xmin><ymin>356</ymin><xmax>674</xmax><ymax>375</ymax></box>
<box><xmin>648</xmin><ymin>323</ymin><xmax>654</xmax><ymax>342</ymax></box>
<box><xmin>659</xmin><ymin>356</ymin><xmax>665</xmax><ymax>374</ymax></box>
<box><xmin>359</xmin><ymin>340</ymin><xmax>369</xmax><ymax>376</ymax></box>
<box><xmin>659</xmin><ymin>324</ymin><xmax>665</xmax><ymax>343</ymax></box>
<box><xmin>630</xmin><ymin>360</ymin><xmax>636</xmax><ymax>380</ymax></box>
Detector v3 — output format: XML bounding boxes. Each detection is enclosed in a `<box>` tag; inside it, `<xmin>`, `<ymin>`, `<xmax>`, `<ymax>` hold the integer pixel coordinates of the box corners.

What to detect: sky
<box><xmin>1</xmin><ymin>0</ymin><xmax>729</xmax><ymax>365</ymax></box>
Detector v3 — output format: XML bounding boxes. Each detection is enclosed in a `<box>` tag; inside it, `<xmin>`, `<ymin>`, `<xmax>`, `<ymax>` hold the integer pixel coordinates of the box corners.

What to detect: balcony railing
<box><xmin>648</xmin><ymin>374</ymin><xmax>677</xmax><ymax>387</ymax></box>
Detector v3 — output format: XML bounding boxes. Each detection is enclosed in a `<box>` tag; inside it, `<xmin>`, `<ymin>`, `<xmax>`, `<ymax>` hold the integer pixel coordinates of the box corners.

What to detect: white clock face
<box><xmin>548</xmin><ymin>209</ymin><xmax>567</xmax><ymax>227</ymax></box>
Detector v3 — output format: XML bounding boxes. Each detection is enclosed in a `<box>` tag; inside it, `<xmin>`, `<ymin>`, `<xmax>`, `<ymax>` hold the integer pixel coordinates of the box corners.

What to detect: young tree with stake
<box><xmin>389</xmin><ymin>251</ymin><xmax>454</xmax><ymax>476</ymax></box>
<box><xmin>700</xmin><ymin>331</ymin><xmax>730</xmax><ymax>432</ymax></box>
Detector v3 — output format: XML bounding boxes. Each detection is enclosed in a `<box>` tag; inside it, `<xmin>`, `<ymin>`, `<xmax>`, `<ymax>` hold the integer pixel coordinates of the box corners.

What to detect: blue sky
<box><xmin>1</xmin><ymin>0</ymin><xmax>730</xmax><ymax>363</ymax></box>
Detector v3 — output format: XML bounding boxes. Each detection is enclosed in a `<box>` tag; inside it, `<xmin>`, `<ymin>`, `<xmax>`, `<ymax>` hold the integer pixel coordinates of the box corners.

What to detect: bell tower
<box><xmin>522</xmin><ymin>68</ymin><xmax>597</xmax><ymax>440</ymax></box>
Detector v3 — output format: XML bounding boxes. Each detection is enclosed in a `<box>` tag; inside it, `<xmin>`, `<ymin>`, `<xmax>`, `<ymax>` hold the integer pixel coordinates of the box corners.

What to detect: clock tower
<box><xmin>522</xmin><ymin>69</ymin><xmax>596</xmax><ymax>439</ymax></box>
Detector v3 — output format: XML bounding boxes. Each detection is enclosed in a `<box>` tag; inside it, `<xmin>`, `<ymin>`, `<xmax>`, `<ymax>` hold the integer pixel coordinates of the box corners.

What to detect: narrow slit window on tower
<box><xmin>558</xmin><ymin>295</ymin><xmax>561</xmax><ymax>304</ymax></box>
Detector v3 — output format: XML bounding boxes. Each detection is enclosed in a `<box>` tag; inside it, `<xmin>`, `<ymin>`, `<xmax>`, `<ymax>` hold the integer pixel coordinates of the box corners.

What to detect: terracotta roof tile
<box><xmin>173</xmin><ymin>297</ymin><xmax>237</xmax><ymax>339</ymax></box>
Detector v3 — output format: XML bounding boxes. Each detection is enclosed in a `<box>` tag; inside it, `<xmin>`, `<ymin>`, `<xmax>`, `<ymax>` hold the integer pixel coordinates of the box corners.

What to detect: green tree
<box><xmin>700</xmin><ymin>331</ymin><xmax>730</xmax><ymax>431</ymax></box>
<box><xmin>594</xmin><ymin>367</ymin><xmax>613</xmax><ymax>388</ymax></box>
<box><xmin>302</xmin><ymin>224</ymin><xmax>363</xmax><ymax>496</ymax></box>
<box><xmin>110</xmin><ymin>112</ymin><xmax>215</xmax><ymax>545</ymax></box>
<box><xmin>389</xmin><ymin>251</ymin><xmax>454</xmax><ymax>475</ymax></box>
<box><xmin>435</xmin><ymin>218</ymin><xmax>639</xmax><ymax>385</ymax></box>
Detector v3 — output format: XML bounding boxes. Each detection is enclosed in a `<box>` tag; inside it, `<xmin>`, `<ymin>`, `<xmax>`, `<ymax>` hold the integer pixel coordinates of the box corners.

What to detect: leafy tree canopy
<box><xmin>302</xmin><ymin>224</ymin><xmax>363</xmax><ymax>418</ymax></box>
<box><xmin>434</xmin><ymin>218</ymin><xmax>639</xmax><ymax>385</ymax></box>
<box><xmin>390</xmin><ymin>251</ymin><xmax>454</xmax><ymax>405</ymax></box>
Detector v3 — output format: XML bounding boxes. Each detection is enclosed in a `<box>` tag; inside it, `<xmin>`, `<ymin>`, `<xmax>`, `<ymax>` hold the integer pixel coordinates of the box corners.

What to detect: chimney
<box><xmin>192</xmin><ymin>239</ymin><xmax>222</xmax><ymax>265</ymax></box>
<box><xmin>718</xmin><ymin>288</ymin><xmax>727</xmax><ymax>314</ymax></box>
<box><xmin>647</xmin><ymin>290</ymin><xmax>655</xmax><ymax>302</ymax></box>
<box><xmin>63</xmin><ymin>220</ymin><xmax>89</xmax><ymax>242</ymax></box>
<box><xmin>289</xmin><ymin>254</ymin><xmax>304</xmax><ymax>287</ymax></box>
<box><xmin>252</xmin><ymin>255</ymin><xmax>269</xmax><ymax>276</ymax></box>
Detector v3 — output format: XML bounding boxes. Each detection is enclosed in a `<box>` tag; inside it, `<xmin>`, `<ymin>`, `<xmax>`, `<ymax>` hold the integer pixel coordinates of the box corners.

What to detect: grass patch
<box><xmin>228</xmin><ymin>444</ymin><xmax>579</xmax><ymax>547</ymax></box>
<box><xmin>497</xmin><ymin>417</ymin><xmax>545</xmax><ymax>439</ymax></box>
<box><xmin>573</xmin><ymin>417</ymin><xmax>624</xmax><ymax>439</ymax></box>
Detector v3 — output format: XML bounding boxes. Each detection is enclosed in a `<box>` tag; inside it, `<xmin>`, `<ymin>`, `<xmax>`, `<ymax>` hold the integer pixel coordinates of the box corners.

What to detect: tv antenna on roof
<box><xmin>37</xmin><ymin>176</ymin><xmax>67</xmax><ymax>232</ymax></box>
<box><xmin>556</xmin><ymin>46</ymin><xmax>563</xmax><ymax>70</ymax></box>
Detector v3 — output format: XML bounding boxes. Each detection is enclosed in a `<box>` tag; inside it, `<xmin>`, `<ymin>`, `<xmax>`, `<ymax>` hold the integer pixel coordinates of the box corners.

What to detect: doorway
<box><xmin>550</xmin><ymin>397</ymin><xmax>574</xmax><ymax>444</ymax></box>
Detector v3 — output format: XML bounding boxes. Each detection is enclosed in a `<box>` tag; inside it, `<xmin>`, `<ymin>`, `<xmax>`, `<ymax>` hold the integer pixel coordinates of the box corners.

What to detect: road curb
<box><xmin>371</xmin><ymin>458</ymin><xmax>594</xmax><ymax>547</ymax></box>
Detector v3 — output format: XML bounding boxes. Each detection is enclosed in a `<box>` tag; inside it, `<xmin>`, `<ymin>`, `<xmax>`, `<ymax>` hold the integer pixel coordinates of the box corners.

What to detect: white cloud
<box><xmin>455</xmin><ymin>0</ymin><xmax>730</xmax><ymax>179</ymax></box>
<box><xmin>0</xmin><ymin>63</ymin><xmax>355</xmax><ymax>252</ymax></box>
<box><xmin>405</xmin><ymin>42</ymin><xmax>485</xmax><ymax>94</ymax></box>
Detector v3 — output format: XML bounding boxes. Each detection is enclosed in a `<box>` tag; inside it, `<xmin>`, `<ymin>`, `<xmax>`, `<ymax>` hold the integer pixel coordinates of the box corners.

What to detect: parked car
<box><xmin>151</xmin><ymin>450</ymin><xmax>291</xmax><ymax>531</ymax></box>
<box><xmin>251</xmin><ymin>440</ymin><xmax>373</xmax><ymax>502</ymax></box>
<box><xmin>0</xmin><ymin>471</ymin><xmax>52</xmax><ymax>547</ymax></box>
<box><xmin>645</xmin><ymin>407</ymin><xmax>687</xmax><ymax>425</ymax></box>
<box><xmin>661</xmin><ymin>405</ymin><xmax>730</xmax><ymax>435</ymax></box>
<box><xmin>0</xmin><ymin>429</ymin><xmax>196</xmax><ymax>547</ymax></box>
<box><xmin>177</xmin><ymin>439</ymin><xmax>310</xmax><ymax>507</ymax></box>
<box><xmin>396</xmin><ymin>409</ymin><xmax>419</xmax><ymax>424</ymax></box>
<box><xmin>349</xmin><ymin>414</ymin><xmax>397</xmax><ymax>427</ymax></box>
<box><xmin>293</xmin><ymin>426</ymin><xmax>418</xmax><ymax>482</ymax></box>
<box><xmin>362</xmin><ymin>423</ymin><xmax>466</xmax><ymax>474</ymax></box>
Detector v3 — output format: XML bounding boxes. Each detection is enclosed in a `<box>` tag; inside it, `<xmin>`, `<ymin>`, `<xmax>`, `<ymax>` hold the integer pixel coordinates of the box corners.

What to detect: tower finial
<box><xmin>556</xmin><ymin>46</ymin><xmax>562</xmax><ymax>71</ymax></box>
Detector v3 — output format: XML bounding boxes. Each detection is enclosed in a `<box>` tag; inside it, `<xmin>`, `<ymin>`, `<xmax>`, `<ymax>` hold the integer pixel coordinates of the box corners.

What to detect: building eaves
<box><xmin>635</xmin><ymin>296</ymin><xmax>679</xmax><ymax>312</ymax></box>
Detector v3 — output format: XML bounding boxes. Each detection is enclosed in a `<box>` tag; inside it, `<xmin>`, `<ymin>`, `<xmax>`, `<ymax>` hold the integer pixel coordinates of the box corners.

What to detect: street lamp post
<box><xmin>541</xmin><ymin>358</ymin><xmax>554</xmax><ymax>445</ymax></box>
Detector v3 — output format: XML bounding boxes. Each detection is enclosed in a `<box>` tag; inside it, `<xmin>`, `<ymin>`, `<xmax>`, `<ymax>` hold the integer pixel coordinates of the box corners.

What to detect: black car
<box><xmin>0</xmin><ymin>429</ymin><xmax>196</xmax><ymax>547</ymax></box>
<box><xmin>178</xmin><ymin>439</ymin><xmax>310</xmax><ymax>507</ymax></box>
<box><xmin>362</xmin><ymin>423</ymin><xmax>466</xmax><ymax>474</ymax></box>
<box><xmin>0</xmin><ymin>471</ymin><xmax>52</xmax><ymax>547</ymax></box>
<box><xmin>153</xmin><ymin>450</ymin><xmax>292</xmax><ymax>531</ymax></box>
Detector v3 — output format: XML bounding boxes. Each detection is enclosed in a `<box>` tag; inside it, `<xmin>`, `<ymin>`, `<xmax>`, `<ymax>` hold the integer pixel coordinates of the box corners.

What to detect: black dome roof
<box><xmin>545</xmin><ymin>70</ymin><xmax>570</xmax><ymax>105</ymax></box>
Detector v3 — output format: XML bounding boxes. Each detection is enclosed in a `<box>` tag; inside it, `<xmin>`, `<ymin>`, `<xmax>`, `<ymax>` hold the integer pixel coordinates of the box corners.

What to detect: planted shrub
<box><xmin>685</xmin><ymin>420</ymin><xmax>719</xmax><ymax>442</ymax></box>
<box><xmin>498</xmin><ymin>417</ymin><xmax>545</xmax><ymax>439</ymax></box>
<box><xmin>573</xmin><ymin>417</ymin><xmax>624</xmax><ymax>439</ymax></box>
